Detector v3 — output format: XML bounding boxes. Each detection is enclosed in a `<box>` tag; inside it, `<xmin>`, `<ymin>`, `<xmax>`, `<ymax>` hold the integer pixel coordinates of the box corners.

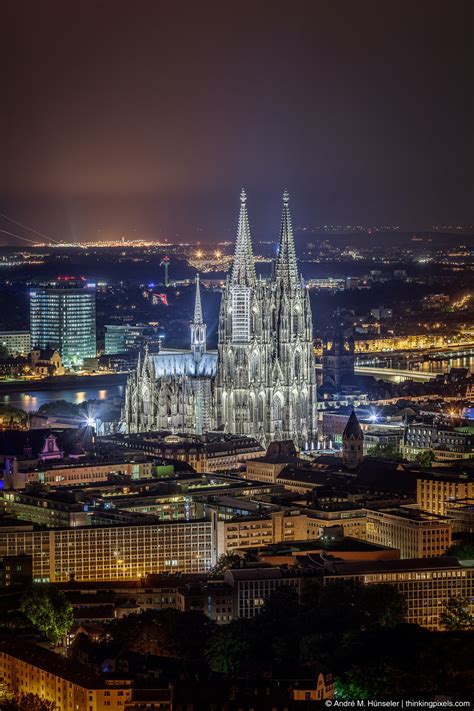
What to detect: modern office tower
<box><xmin>0</xmin><ymin>331</ymin><xmax>31</xmax><ymax>356</ymax></box>
<box><xmin>30</xmin><ymin>281</ymin><xmax>96</xmax><ymax>367</ymax></box>
<box><xmin>105</xmin><ymin>324</ymin><xmax>153</xmax><ymax>354</ymax></box>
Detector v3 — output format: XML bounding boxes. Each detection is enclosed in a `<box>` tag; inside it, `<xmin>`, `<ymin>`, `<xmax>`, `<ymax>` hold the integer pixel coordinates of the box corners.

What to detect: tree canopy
<box><xmin>440</xmin><ymin>596</ymin><xmax>474</xmax><ymax>631</ymax></box>
<box><xmin>19</xmin><ymin>586</ymin><xmax>73</xmax><ymax>644</ymax></box>
<box><xmin>447</xmin><ymin>534</ymin><xmax>474</xmax><ymax>561</ymax></box>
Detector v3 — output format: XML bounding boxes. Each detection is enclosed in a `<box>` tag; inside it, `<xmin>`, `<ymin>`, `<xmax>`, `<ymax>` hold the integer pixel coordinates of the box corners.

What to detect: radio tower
<box><xmin>160</xmin><ymin>256</ymin><xmax>170</xmax><ymax>286</ymax></box>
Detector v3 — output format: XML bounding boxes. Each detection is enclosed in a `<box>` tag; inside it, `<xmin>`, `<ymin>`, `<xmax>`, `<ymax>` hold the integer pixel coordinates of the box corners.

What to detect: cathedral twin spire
<box><xmin>275</xmin><ymin>190</ymin><xmax>299</xmax><ymax>290</ymax></box>
<box><xmin>231</xmin><ymin>189</ymin><xmax>257</xmax><ymax>287</ymax></box>
<box><xmin>231</xmin><ymin>188</ymin><xmax>299</xmax><ymax>290</ymax></box>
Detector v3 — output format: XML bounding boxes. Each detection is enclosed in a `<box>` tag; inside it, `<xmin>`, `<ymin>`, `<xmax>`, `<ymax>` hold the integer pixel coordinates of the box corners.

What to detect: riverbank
<box><xmin>0</xmin><ymin>372</ymin><xmax>129</xmax><ymax>393</ymax></box>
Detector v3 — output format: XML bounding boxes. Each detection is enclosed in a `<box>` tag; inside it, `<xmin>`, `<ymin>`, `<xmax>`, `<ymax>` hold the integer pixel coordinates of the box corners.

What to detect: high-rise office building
<box><xmin>105</xmin><ymin>323</ymin><xmax>162</xmax><ymax>354</ymax></box>
<box><xmin>30</xmin><ymin>281</ymin><xmax>96</xmax><ymax>367</ymax></box>
<box><xmin>0</xmin><ymin>331</ymin><xmax>31</xmax><ymax>356</ymax></box>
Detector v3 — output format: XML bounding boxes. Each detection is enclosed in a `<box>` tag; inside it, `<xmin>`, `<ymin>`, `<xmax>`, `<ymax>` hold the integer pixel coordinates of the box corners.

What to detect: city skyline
<box><xmin>1</xmin><ymin>1</ymin><xmax>473</xmax><ymax>244</ymax></box>
<box><xmin>0</xmin><ymin>3</ymin><xmax>473</xmax><ymax>708</ymax></box>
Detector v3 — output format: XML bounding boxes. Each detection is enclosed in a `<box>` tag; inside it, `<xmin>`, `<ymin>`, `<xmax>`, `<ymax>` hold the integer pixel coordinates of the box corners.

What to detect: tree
<box><xmin>19</xmin><ymin>586</ymin><xmax>73</xmax><ymax>644</ymax></box>
<box><xmin>208</xmin><ymin>553</ymin><xmax>241</xmax><ymax>576</ymax></box>
<box><xmin>440</xmin><ymin>597</ymin><xmax>474</xmax><ymax>631</ymax></box>
<box><xmin>106</xmin><ymin>609</ymin><xmax>214</xmax><ymax>664</ymax></box>
<box><xmin>447</xmin><ymin>535</ymin><xmax>474</xmax><ymax>561</ymax></box>
<box><xmin>16</xmin><ymin>694</ymin><xmax>58</xmax><ymax>711</ymax></box>
<box><xmin>206</xmin><ymin>620</ymin><xmax>254</xmax><ymax>675</ymax></box>
<box><xmin>414</xmin><ymin>450</ymin><xmax>436</xmax><ymax>468</ymax></box>
<box><xmin>367</xmin><ymin>444</ymin><xmax>403</xmax><ymax>461</ymax></box>
<box><xmin>0</xmin><ymin>694</ymin><xmax>58</xmax><ymax>711</ymax></box>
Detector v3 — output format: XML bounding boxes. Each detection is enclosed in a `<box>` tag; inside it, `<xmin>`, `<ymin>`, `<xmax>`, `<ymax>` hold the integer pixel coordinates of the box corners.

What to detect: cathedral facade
<box><xmin>123</xmin><ymin>190</ymin><xmax>317</xmax><ymax>447</ymax></box>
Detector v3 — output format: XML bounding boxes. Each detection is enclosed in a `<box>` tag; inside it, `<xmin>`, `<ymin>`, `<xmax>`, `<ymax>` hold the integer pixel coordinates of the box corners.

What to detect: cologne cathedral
<box><xmin>123</xmin><ymin>190</ymin><xmax>317</xmax><ymax>448</ymax></box>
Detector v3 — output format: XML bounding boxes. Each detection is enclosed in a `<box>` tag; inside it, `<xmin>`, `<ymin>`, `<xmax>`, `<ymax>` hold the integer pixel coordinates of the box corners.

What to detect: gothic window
<box><xmin>300</xmin><ymin>394</ymin><xmax>307</xmax><ymax>422</ymax></box>
<box><xmin>250</xmin><ymin>352</ymin><xmax>259</xmax><ymax>381</ymax></box>
<box><xmin>292</xmin><ymin>392</ymin><xmax>299</xmax><ymax>421</ymax></box>
<box><xmin>142</xmin><ymin>386</ymin><xmax>150</xmax><ymax>415</ymax></box>
<box><xmin>273</xmin><ymin>394</ymin><xmax>283</xmax><ymax>422</ymax></box>
<box><xmin>294</xmin><ymin>307</ymin><xmax>302</xmax><ymax>335</ymax></box>
<box><xmin>227</xmin><ymin>350</ymin><xmax>234</xmax><ymax>378</ymax></box>
<box><xmin>251</xmin><ymin>307</ymin><xmax>259</xmax><ymax>334</ymax></box>
<box><xmin>249</xmin><ymin>394</ymin><xmax>255</xmax><ymax>424</ymax></box>
<box><xmin>258</xmin><ymin>394</ymin><xmax>265</xmax><ymax>423</ymax></box>
<box><xmin>294</xmin><ymin>351</ymin><xmax>302</xmax><ymax>379</ymax></box>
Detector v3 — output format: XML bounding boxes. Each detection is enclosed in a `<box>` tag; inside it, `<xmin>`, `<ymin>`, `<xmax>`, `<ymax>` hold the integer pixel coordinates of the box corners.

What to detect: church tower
<box><xmin>269</xmin><ymin>191</ymin><xmax>317</xmax><ymax>447</ymax></box>
<box><xmin>322</xmin><ymin>323</ymin><xmax>355</xmax><ymax>387</ymax></box>
<box><xmin>216</xmin><ymin>189</ymin><xmax>263</xmax><ymax>437</ymax></box>
<box><xmin>342</xmin><ymin>409</ymin><xmax>364</xmax><ymax>469</ymax></box>
<box><xmin>190</xmin><ymin>274</ymin><xmax>206</xmax><ymax>360</ymax></box>
<box><xmin>216</xmin><ymin>190</ymin><xmax>317</xmax><ymax>448</ymax></box>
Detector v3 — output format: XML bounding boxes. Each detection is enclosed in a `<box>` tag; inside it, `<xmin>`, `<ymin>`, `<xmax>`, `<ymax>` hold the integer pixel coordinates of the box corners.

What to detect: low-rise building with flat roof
<box><xmin>365</xmin><ymin>506</ymin><xmax>452</xmax><ymax>558</ymax></box>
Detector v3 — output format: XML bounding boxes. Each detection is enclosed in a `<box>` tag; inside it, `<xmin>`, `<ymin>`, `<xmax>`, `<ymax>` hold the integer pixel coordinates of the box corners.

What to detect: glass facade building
<box><xmin>30</xmin><ymin>284</ymin><xmax>96</xmax><ymax>367</ymax></box>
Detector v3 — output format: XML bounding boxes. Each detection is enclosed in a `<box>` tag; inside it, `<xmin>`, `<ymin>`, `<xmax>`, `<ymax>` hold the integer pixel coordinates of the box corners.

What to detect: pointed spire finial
<box><xmin>231</xmin><ymin>188</ymin><xmax>256</xmax><ymax>286</ymax></box>
<box><xmin>275</xmin><ymin>190</ymin><xmax>299</xmax><ymax>290</ymax></box>
<box><xmin>193</xmin><ymin>273</ymin><xmax>203</xmax><ymax>324</ymax></box>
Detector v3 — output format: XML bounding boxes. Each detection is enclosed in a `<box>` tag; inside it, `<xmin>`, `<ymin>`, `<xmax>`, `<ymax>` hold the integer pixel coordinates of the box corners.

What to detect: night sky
<box><xmin>1</xmin><ymin>0</ymin><xmax>473</xmax><ymax>243</ymax></box>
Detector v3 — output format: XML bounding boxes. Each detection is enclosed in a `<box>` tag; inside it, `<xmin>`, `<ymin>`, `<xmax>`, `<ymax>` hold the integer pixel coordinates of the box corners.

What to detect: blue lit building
<box><xmin>30</xmin><ymin>282</ymin><xmax>96</xmax><ymax>367</ymax></box>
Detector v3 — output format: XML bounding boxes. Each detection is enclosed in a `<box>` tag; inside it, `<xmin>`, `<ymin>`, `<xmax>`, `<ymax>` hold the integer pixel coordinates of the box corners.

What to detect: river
<box><xmin>0</xmin><ymin>383</ymin><xmax>126</xmax><ymax>412</ymax></box>
<box><xmin>0</xmin><ymin>354</ymin><xmax>472</xmax><ymax>413</ymax></box>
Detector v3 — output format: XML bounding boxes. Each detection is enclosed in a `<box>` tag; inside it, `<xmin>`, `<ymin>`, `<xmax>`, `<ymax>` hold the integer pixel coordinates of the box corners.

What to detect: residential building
<box><xmin>101</xmin><ymin>432</ymin><xmax>263</xmax><ymax>473</ymax></box>
<box><xmin>0</xmin><ymin>331</ymin><xmax>31</xmax><ymax>356</ymax></box>
<box><xmin>365</xmin><ymin>507</ymin><xmax>452</xmax><ymax>558</ymax></box>
<box><xmin>417</xmin><ymin>470</ymin><xmax>474</xmax><ymax>516</ymax></box>
<box><xmin>224</xmin><ymin>568</ymin><xmax>305</xmax><ymax>619</ymax></box>
<box><xmin>402</xmin><ymin>421</ymin><xmax>474</xmax><ymax>461</ymax></box>
<box><xmin>0</xmin><ymin>634</ymin><xmax>133</xmax><ymax>711</ymax></box>
<box><xmin>363</xmin><ymin>429</ymin><xmax>403</xmax><ymax>455</ymax></box>
<box><xmin>213</xmin><ymin>509</ymin><xmax>309</xmax><ymax>557</ymax></box>
<box><xmin>4</xmin><ymin>454</ymin><xmax>154</xmax><ymax>490</ymax></box>
<box><xmin>444</xmin><ymin>499</ymin><xmax>474</xmax><ymax>533</ymax></box>
<box><xmin>321</xmin><ymin>556</ymin><xmax>474</xmax><ymax>630</ymax></box>
<box><xmin>0</xmin><ymin>518</ymin><xmax>214</xmax><ymax>582</ymax></box>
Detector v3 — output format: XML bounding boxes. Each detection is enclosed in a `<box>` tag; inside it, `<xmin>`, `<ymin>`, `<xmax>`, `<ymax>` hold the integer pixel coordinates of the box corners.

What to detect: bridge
<box><xmin>314</xmin><ymin>363</ymin><xmax>437</xmax><ymax>383</ymax></box>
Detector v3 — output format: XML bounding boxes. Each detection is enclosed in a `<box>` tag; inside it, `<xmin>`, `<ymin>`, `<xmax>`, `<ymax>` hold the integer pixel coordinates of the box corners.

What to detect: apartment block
<box><xmin>0</xmin><ymin>634</ymin><xmax>132</xmax><ymax>711</ymax></box>
<box><xmin>0</xmin><ymin>519</ymin><xmax>214</xmax><ymax>582</ymax></box>
<box><xmin>366</xmin><ymin>507</ymin><xmax>451</xmax><ymax>559</ymax></box>
<box><xmin>417</xmin><ymin>471</ymin><xmax>474</xmax><ymax>516</ymax></box>
<box><xmin>323</xmin><ymin>556</ymin><xmax>474</xmax><ymax>630</ymax></box>
<box><xmin>4</xmin><ymin>457</ymin><xmax>154</xmax><ymax>490</ymax></box>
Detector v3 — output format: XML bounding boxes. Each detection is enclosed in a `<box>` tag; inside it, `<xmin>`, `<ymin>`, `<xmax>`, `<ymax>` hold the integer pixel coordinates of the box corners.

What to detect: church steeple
<box><xmin>191</xmin><ymin>274</ymin><xmax>206</xmax><ymax>360</ymax></box>
<box><xmin>231</xmin><ymin>189</ymin><xmax>257</xmax><ymax>287</ymax></box>
<box><xmin>193</xmin><ymin>272</ymin><xmax>203</xmax><ymax>324</ymax></box>
<box><xmin>275</xmin><ymin>190</ymin><xmax>298</xmax><ymax>290</ymax></box>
